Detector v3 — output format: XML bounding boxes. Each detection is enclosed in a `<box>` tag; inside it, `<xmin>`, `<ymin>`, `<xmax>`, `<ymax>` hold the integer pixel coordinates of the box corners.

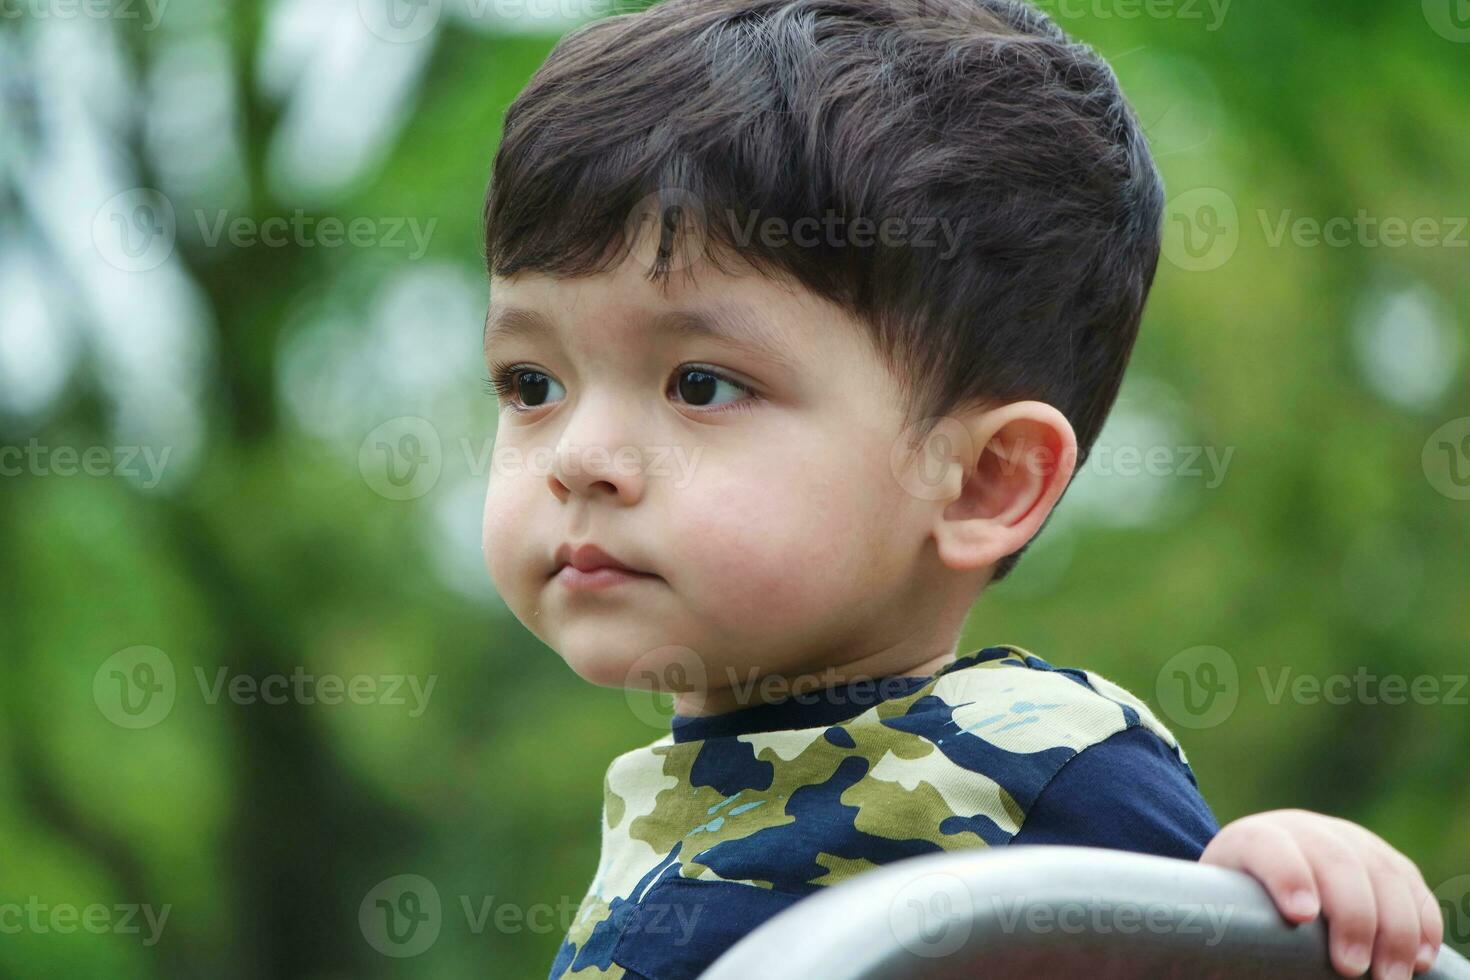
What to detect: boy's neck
<box><xmin>666</xmin><ymin>552</ymin><xmax>987</xmax><ymax>719</ymax></box>
<box><xmin>669</xmin><ymin>644</ymin><xmax>961</xmax><ymax>719</ymax></box>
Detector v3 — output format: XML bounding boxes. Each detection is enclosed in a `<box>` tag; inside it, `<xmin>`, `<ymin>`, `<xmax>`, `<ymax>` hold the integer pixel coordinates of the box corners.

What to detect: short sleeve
<box><xmin>1009</xmin><ymin>725</ymin><xmax>1220</xmax><ymax>860</ymax></box>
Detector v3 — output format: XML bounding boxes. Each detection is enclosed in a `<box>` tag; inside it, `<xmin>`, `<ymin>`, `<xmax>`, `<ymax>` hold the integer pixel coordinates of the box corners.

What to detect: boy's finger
<box><xmin>1338</xmin><ymin>823</ymin><xmax>1443</xmax><ymax>974</ymax></box>
<box><xmin>1411</xmin><ymin>870</ymin><xmax>1444</xmax><ymax>972</ymax></box>
<box><xmin>1368</xmin><ymin>873</ymin><xmax>1421</xmax><ymax>980</ymax></box>
<box><xmin>1202</xmin><ymin>819</ymin><xmax>1320</xmax><ymax>919</ymax></box>
<box><xmin>1306</xmin><ymin>833</ymin><xmax>1378</xmax><ymax>977</ymax></box>
<box><xmin>1252</xmin><ymin>829</ymin><xmax>1321</xmax><ymax>921</ymax></box>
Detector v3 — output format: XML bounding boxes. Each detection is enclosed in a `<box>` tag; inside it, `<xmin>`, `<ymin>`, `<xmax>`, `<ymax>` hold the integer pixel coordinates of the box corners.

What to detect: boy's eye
<box><xmin>489</xmin><ymin>367</ymin><xmax>566</xmax><ymax>410</ymax></box>
<box><xmin>671</xmin><ymin>367</ymin><xmax>754</xmax><ymax>409</ymax></box>
<box><xmin>486</xmin><ymin>363</ymin><xmax>756</xmax><ymax>414</ymax></box>
<box><xmin>514</xmin><ymin>371</ymin><xmax>565</xmax><ymax>407</ymax></box>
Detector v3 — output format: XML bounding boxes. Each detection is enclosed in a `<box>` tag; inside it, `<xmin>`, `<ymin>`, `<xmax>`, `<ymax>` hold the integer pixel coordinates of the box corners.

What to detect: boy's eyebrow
<box><xmin>483</xmin><ymin>305</ymin><xmax>551</xmax><ymax>353</ymax></box>
<box><xmin>484</xmin><ymin>303</ymin><xmax>799</xmax><ymax>365</ymax></box>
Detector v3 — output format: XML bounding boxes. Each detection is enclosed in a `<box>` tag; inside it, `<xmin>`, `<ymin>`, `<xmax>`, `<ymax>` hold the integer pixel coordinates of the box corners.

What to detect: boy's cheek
<box><xmin>481</xmin><ymin>478</ymin><xmax>529</xmax><ymax>595</ymax></box>
<box><xmin>669</xmin><ymin>482</ymin><xmax>862</xmax><ymax>625</ymax></box>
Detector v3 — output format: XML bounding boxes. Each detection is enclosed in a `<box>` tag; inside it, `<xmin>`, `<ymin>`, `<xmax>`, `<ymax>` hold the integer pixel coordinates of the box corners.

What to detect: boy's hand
<box><xmin>1201</xmin><ymin>808</ymin><xmax>1444</xmax><ymax>980</ymax></box>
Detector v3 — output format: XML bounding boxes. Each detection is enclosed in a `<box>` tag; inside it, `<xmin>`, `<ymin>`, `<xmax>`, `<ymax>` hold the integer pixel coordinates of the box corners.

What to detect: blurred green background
<box><xmin>1</xmin><ymin>0</ymin><xmax>1467</xmax><ymax>976</ymax></box>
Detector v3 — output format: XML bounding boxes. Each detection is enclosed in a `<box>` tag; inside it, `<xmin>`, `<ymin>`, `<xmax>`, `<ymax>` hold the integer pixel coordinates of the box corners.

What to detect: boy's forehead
<box><xmin>484</xmin><ymin>299</ymin><xmax>800</xmax><ymax>370</ymax></box>
<box><xmin>484</xmin><ymin>263</ymin><xmax>833</xmax><ymax>367</ymax></box>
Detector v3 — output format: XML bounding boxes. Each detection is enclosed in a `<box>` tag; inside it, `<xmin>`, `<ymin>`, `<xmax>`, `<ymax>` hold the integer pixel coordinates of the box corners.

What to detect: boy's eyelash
<box><xmin>482</xmin><ymin>361</ymin><xmax>762</xmax><ymax>415</ymax></box>
<box><xmin>483</xmin><ymin>360</ymin><xmax>519</xmax><ymax>399</ymax></box>
<box><xmin>484</xmin><ymin>359</ymin><xmax>533</xmax><ymax>413</ymax></box>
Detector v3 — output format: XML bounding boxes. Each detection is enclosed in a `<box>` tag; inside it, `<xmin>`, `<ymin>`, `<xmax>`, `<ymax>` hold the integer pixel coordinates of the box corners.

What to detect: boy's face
<box><xmin>482</xmin><ymin>251</ymin><xmax>954</xmax><ymax>703</ymax></box>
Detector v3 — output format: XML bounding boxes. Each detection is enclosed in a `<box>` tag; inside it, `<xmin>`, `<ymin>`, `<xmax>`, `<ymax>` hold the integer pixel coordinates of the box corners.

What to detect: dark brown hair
<box><xmin>484</xmin><ymin>0</ymin><xmax>1165</xmax><ymax>577</ymax></box>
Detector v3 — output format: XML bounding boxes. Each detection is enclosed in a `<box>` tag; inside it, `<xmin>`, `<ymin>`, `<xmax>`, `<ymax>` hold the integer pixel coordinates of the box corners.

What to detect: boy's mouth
<box><xmin>550</xmin><ymin>542</ymin><xmax>660</xmax><ymax>592</ymax></box>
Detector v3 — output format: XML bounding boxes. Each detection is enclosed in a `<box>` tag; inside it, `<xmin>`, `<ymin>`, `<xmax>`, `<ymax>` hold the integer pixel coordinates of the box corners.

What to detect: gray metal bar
<box><xmin>700</xmin><ymin>846</ymin><xmax>1470</xmax><ymax>980</ymax></box>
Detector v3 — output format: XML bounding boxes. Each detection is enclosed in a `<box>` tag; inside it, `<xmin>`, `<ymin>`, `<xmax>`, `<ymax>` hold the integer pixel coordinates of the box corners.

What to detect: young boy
<box><xmin>477</xmin><ymin>0</ymin><xmax>1445</xmax><ymax>977</ymax></box>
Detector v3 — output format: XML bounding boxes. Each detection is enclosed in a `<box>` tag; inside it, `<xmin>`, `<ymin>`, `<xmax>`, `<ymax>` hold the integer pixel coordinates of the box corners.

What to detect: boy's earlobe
<box><xmin>927</xmin><ymin>402</ymin><xmax>1078</xmax><ymax>573</ymax></box>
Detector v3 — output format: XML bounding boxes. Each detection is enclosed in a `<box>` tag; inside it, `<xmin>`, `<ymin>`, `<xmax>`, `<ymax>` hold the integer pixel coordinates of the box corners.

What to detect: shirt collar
<box><xmin>668</xmin><ymin>650</ymin><xmax>999</xmax><ymax>743</ymax></box>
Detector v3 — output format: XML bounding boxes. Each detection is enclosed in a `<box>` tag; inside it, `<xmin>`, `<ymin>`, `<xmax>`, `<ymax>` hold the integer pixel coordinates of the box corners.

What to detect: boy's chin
<box><xmin>552</xmin><ymin>625</ymin><xmax>717</xmax><ymax>693</ymax></box>
<box><xmin>558</xmin><ymin>648</ymin><xmax>637</xmax><ymax>689</ymax></box>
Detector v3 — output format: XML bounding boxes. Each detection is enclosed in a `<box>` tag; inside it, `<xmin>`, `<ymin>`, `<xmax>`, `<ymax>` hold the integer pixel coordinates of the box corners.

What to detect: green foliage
<box><xmin>0</xmin><ymin>0</ymin><xmax>1466</xmax><ymax>976</ymax></box>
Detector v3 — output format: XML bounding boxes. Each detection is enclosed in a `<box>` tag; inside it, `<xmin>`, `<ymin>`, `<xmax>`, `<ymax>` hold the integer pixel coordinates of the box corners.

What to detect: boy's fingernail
<box><xmin>1287</xmin><ymin>890</ymin><xmax>1319</xmax><ymax>917</ymax></box>
<box><xmin>1343</xmin><ymin>944</ymin><xmax>1371</xmax><ymax>975</ymax></box>
<box><xmin>1418</xmin><ymin>943</ymin><xmax>1435</xmax><ymax>966</ymax></box>
<box><xmin>1385</xmin><ymin>964</ymin><xmax>1411</xmax><ymax>980</ymax></box>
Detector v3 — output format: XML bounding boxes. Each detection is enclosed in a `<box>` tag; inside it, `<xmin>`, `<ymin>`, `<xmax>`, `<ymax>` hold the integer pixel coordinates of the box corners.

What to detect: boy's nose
<box><xmin>547</xmin><ymin>437</ymin><xmax>646</xmax><ymax>506</ymax></box>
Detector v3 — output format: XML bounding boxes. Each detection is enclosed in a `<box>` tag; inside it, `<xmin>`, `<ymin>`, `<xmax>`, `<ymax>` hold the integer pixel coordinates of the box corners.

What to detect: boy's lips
<box><xmin>550</xmin><ymin>543</ymin><xmax>660</xmax><ymax>592</ymax></box>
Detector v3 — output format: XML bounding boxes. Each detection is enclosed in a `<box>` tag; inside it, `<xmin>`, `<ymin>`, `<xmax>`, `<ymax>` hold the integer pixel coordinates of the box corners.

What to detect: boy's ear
<box><xmin>924</xmin><ymin>401</ymin><xmax>1078</xmax><ymax>573</ymax></box>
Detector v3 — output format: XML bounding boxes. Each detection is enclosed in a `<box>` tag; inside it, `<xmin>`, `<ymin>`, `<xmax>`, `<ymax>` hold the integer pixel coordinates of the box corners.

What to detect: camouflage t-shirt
<box><xmin>548</xmin><ymin>646</ymin><xmax>1218</xmax><ymax>980</ymax></box>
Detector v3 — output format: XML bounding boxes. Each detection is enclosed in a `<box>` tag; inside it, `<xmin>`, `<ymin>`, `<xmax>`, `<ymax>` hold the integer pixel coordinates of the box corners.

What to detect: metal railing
<box><xmin>701</xmin><ymin>846</ymin><xmax>1470</xmax><ymax>979</ymax></box>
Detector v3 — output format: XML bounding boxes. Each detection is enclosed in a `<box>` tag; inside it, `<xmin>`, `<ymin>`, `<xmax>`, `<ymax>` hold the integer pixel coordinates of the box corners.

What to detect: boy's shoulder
<box><xmin>902</xmin><ymin>645</ymin><xmax>1191</xmax><ymax>766</ymax></box>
